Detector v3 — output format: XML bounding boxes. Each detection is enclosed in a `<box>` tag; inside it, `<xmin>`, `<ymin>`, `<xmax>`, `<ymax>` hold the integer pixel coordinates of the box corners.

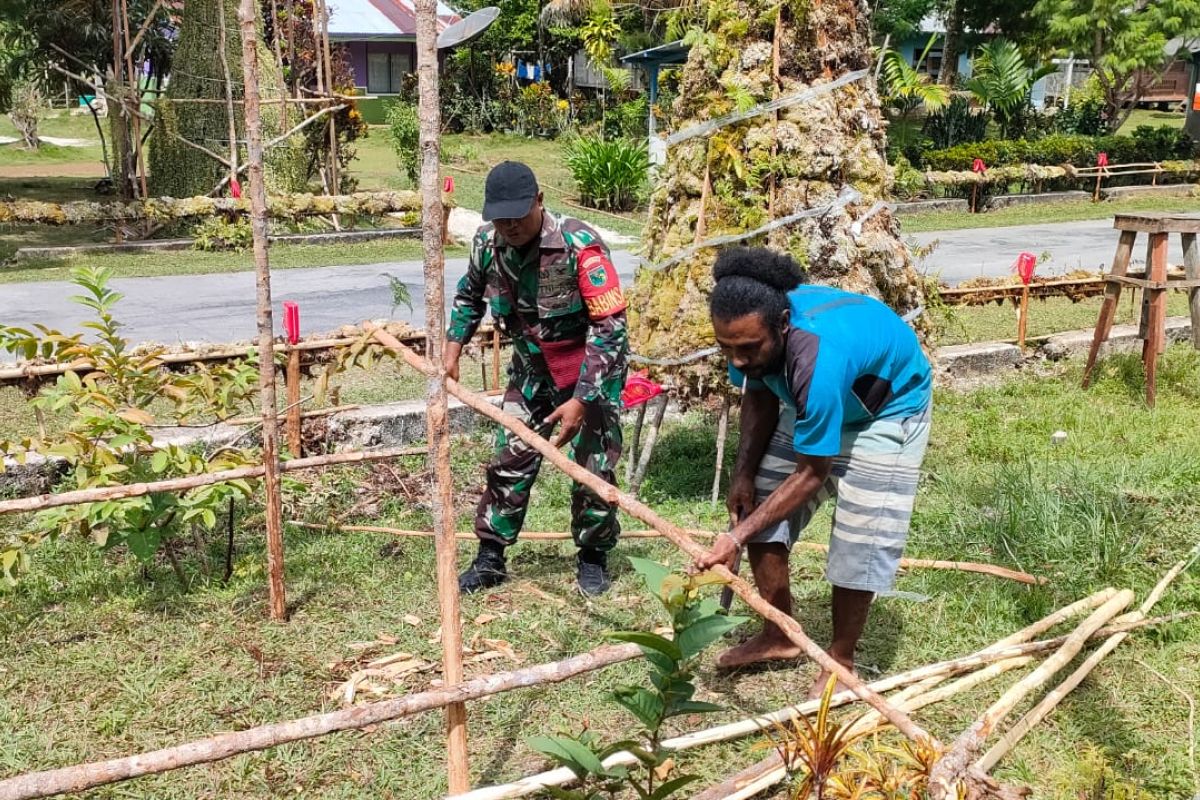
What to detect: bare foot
<box><xmin>807</xmin><ymin>667</ymin><xmax>854</xmax><ymax>701</ymax></box>
<box><xmin>714</xmin><ymin>632</ymin><xmax>803</xmax><ymax>669</ymax></box>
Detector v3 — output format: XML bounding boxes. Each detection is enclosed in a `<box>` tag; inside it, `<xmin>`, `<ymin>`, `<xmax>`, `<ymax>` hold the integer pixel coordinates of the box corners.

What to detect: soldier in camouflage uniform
<box><xmin>443</xmin><ymin>161</ymin><xmax>628</xmax><ymax>596</ymax></box>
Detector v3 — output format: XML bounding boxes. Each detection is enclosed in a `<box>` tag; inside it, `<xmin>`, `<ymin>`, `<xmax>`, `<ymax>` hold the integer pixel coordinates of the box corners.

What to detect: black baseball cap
<box><xmin>482</xmin><ymin>161</ymin><xmax>539</xmax><ymax>221</ymax></box>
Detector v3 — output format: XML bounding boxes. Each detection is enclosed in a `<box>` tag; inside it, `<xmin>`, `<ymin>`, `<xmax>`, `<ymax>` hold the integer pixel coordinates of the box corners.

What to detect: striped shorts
<box><xmin>748</xmin><ymin>403</ymin><xmax>932</xmax><ymax>593</ymax></box>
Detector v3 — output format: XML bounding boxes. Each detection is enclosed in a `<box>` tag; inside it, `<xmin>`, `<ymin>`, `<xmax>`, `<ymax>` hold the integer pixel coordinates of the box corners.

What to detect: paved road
<box><xmin>0</xmin><ymin>253</ymin><xmax>639</xmax><ymax>350</ymax></box>
<box><xmin>909</xmin><ymin>217</ymin><xmax>1188</xmax><ymax>284</ymax></box>
<box><xmin>0</xmin><ymin>218</ymin><xmax>1190</xmax><ymax>350</ymax></box>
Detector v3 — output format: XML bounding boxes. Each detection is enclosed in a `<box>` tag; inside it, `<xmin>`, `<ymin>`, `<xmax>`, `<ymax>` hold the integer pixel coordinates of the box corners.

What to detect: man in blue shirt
<box><xmin>694</xmin><ymin>247</ymin><xmax>932</xmax><ymax>698</ymax></box>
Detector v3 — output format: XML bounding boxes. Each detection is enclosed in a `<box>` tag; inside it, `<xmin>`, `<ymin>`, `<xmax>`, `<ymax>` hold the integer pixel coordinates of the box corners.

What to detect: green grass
<box><xmin>931</xmin><ymin>291</ymin><xmax>1194</xmax><ymax>346</ymax></box>
<box><xmin>0</xmin><ymin>111</ymin><xmax>106</xmax><ymax>169</ymax></box>
<box><xmin>3</xmin><ymin>348</ymin><xmax>1200</xmax><ymax>798</ymax></box>
<box><xmin>901</xmin><ymin>195</ymin><xmax>1200</xmax><ymax>234</ymax></box>
<box><xmin>350</xmin><ymin>129</ymin><xmax>647</xmax><ymax>239</ymax></box>
<box><xmin>1117</xmin><ymin>109</ymin><xmax>1187</xmax><ymax>135</ymax></box>
<box><xmin>0</xmin><ymin>238</ymin><xmax>468</xmax><ymax>284</ymax></box>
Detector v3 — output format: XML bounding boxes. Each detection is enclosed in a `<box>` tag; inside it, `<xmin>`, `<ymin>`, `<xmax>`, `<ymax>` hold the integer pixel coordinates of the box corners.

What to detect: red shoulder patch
<box><xmin>576</xmin><ymin>245</ymin><xmax>626</xmax><ymax>319</ymax></box>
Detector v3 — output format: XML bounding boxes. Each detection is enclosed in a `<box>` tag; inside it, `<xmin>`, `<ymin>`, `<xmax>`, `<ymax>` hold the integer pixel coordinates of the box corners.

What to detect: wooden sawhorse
<box><xmin>1081</xmin><ymin>213</ymin><xmax>1200</xmax><ymax>407</ymax></box>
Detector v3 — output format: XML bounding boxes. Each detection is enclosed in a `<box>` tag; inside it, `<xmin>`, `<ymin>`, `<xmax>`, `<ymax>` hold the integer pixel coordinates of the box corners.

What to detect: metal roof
<box><xmin>328</xmin><ymin>0</ymin><xmax>459</xmax><ymax>39</ymax></box>
<box><xmin>620</xmin><ymin>40</ymin><xmax>690</xmax><ymax>66</ymax></box>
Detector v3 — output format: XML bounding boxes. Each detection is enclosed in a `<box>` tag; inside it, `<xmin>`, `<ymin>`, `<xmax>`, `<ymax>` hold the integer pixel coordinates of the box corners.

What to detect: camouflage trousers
<box><xmin>475</xmin><ymin>375</ymin><xmax>622</xmax><ymax>550</ymax></box>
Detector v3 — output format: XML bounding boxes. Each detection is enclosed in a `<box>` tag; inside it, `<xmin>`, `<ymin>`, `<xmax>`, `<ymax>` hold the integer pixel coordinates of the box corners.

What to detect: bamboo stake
<box><xmin>0</xmin><ymin>448</ymin><xmax>427</xmax><ymax>517</ymax></box>
<box><xmin>285</xmin><ymin>349</ymin><xmax>302</xmax><ymax>456</ymax></box>
<box><xmin>448</xmin><ymin>613</ymin><xmax>1191</xmax><ymax>800</ymax></box>
<box><xmin>629</xmin><ymin>393</ymin><xmax>668</xmax><ymax>495</ymax></box>
<box><xmin>928</xmin><ymin>589</ymin><xmax>1135</xmax><ymax>797</ymax></box>
<box><xmin>1017</xmin><ymin>284</ymin><xmax>1030</xmax><ymax>349</ymax></box>
<box><xmin>303</xmin><ymin>523</ymin><xmax>1047</xmax><ymax>585</ymax></box>
<box><xmin>238</xmin><ymin>0</ymin><xmax>288</xmax><ymax>622</ymax></box>
<box><xmin>120</xmin><ymin>0</ymin><xmax>148</xmax><ymax>199</ymax></box>
<box><xmin>711</xmin><ymin>396</ymin><xmax>730</xmax><ymax>504</ymax></box>
<box><xmin>366</xmin><ymin>324</ymin><xmax>933</xmax><ymax>747</ymax></box>
<box><xmin>976</xmin><ymin>545</ymin><xmax>1200</xmax><ymax>772</ymax></box>
<box><xmin>216</xmin><ymin>0</ymin><xmax>241</xmax><ymax>192</ymax></box>
<box><xmin>225</xmin><ymin>403</ymin><xmax>360</xmax><ymax>426</ymax></box>
<box><xmin>0</xmin><ymin>644</ymin><xmax>643</xmax><ymax>800</ymax></box>
<box><xmin>413</xmin><ymin>0</ymin><xmax>469</xmax><ymax>788</ymax></box>
<box><xmin>698</xmin><ymin>659</ymin><xmax>1032</xmax><ymax>800</ymax></box>
<box><xmin>625</xmin><ymin>402</ymin><xmax>647</xmax><ymax>485</ymax></box>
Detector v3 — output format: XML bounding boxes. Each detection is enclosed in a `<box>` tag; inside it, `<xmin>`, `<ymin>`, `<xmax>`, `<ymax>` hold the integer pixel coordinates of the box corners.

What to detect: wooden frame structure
<box><xmin>4</xmin><ymin>11</ymin><xmax>1199</xmax><ymax>800</ymax></box>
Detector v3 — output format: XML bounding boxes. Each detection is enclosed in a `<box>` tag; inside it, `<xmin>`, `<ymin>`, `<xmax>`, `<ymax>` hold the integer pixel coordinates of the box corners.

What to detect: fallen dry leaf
<box><xmin>481</xmin><ymin>638</ymin><xmax>523</xmax><ymax>663</ymax></box>
<box><xmin>366</xmin><ymin>651</ymin><xmax>416</xmax><ymax>669</ymax></box>
<box><xmin>474</xmin><ymin>613</ymin><xmax>499</xmax><ymax>626</ymax></box>
<box><xmin>403</xmin><ymin>614</ymin><xmax>422</xmax><ymax>627</ymax></box>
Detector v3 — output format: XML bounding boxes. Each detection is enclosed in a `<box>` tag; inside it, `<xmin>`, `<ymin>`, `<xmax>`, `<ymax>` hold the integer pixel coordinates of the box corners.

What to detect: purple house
<box><xmin>329</xmin><ymin>0</ymin><xmax>459</xmax><ymax>120</ymax></box>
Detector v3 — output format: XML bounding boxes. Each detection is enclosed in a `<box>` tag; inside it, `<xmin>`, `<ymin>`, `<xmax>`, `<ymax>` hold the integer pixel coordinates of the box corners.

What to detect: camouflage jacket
<box><xmin>447</xmin><ymin>213</ymin><xmax>628</xmax><ymax>405</ymax></box>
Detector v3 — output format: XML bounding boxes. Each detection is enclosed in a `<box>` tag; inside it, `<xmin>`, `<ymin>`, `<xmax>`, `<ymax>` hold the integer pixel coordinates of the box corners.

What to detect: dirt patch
<box><xmin>0</xmin><ymin>163</ymin><xmax>107</xmax><ymax>179</ymax></box>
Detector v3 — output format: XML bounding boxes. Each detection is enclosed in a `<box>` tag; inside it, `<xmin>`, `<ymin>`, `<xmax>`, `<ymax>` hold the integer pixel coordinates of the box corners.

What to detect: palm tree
<box><xmin>965</xmin><ymin>39</ymin><xmax>1055</xmax><ymax>139</ymax></box>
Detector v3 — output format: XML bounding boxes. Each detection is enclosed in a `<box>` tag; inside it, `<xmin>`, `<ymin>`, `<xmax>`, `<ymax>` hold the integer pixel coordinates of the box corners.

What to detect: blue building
<box><xmin>892</xmin><ymin>14</ymin><xmax>973</xmax><ymax>79</ymax></box>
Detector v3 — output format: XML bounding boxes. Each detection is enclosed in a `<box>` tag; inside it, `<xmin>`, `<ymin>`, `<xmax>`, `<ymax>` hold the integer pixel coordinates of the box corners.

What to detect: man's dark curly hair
<box><xmin>709</xmin><ymin>246</ymin><xmax>805</xmax><ymax>323</ymax></box>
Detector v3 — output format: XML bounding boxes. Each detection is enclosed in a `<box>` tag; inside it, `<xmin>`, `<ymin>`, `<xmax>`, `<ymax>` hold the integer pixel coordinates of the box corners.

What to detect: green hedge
<box><xmin>923</xmin><ymin>127</ymin><xmax>1197</xmax><ymax>171</ymax></box>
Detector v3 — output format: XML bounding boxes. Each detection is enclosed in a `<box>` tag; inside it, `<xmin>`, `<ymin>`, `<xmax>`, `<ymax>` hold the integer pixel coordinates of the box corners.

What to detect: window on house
<box><xmin>366</xmin><ymin>47</ymin><xmax>412</xmax><ymax>94</ymax></box>
<box><xmin>925</xmin><ymin>48</ymin><xmax>944</xmax><ymax>76</ymax></box>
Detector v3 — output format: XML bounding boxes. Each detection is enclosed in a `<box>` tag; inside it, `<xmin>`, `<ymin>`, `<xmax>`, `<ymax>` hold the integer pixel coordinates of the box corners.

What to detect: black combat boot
<box><xmin>576</xmin><ymin>548</ymin><xmax>611</xmax><ymax>596</ymax></box>
<box><xmin>458</xmin><ymin>539</ymin><xmax>508</xmax><ymax>594</ymax></box>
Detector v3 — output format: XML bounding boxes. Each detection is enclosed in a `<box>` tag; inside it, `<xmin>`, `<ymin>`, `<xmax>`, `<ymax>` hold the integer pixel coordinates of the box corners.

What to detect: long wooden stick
<box><xmin>977</xmin><ymin>545</ymin><xmax>1200</xmax><ymax>772</ymax></box>
<box><xmin>448</xmin><ymin>612</ymin><xmax>1191</xmax><ymax>800</ymax></box>
<box><xmin>302</xmin><ymin>523</ymin><xmax>1046</xmax><ymax>585</ymax></box>
<box><xmin>0</xmin><ymin>644</ymin><xmax>642</xmax><ymax>800</ymax></box>
<box><xmin>366</xmin><ymin>325</ymin><xmax>933</xmax><ymax>747</ymax></box>
<box><xmin>237</xmin><ymin>0</ymin><xmax>287</xmax><ymax>622</ymax></box>
<box><xmin>0</xmin><ymin>448</ymin><xmax>426</xmax><ymax>517</ymax></box>
<box><xmin>928</xmin><ymin>589</ymin><xmax>1135</xmax><ymax>797</ymax></box>
<box><xmin>412</xmin><ymin>0</ymin><xmax>469</xmax><ymax>789</ymax></box>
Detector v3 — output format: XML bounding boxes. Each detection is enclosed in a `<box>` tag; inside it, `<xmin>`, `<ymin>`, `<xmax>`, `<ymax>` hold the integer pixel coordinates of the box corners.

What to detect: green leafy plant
<box><xmin>190</xmin><ymin>216</ymin><xmax>253</xmax><ymax>252</ymax></box>
<box><xmin>965</xmin><ymin>40</ymin><xmax>1056</xmax><ymax>139</ymax></box>
<box><xmin>563</xmin><ymin>135</ymin><xmax>648</xmax><ymax>211</ymax></box>
<box><xmin>527</xmin><ymin>558</ymin><xmax>746</xmax><ymax>799</ymax></box>
<box><xmin>923</xmin><ymin>95</ymin><xmax>989</xmax><ymax>151</ymax></box>
<box><xmin>0</xmin><ymin>268</ymin><xmax>259</xmax><ymax>586</ymax></box>
<box><xmin>386</xmin><ymin>100</ymin><xmax>421</xmax><ymax>186</ymax></box>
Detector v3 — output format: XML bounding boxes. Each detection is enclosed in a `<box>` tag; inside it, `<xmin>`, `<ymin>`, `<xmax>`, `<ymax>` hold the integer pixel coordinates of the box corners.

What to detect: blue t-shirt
<box><xmin>728</xmin><ymin>285</ymin><xmax>932</xmax><ymax>457</ymax></box>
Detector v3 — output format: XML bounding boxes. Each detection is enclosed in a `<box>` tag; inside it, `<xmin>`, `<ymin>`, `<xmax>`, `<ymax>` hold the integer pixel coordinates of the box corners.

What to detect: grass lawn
<box><xmin>3</xmin><ymin>346</ymin><xmax>1200</xmax><ymax>798</ymax></box>
<box><xmin>349</xmin><ymin>128</ymin><xmax>646</xmax><ymax>240</ymax></box>
<box><xmin>1117</xmin><ymin>109</ymin><xmax>1187</xmax><ymax>135</ymax></box>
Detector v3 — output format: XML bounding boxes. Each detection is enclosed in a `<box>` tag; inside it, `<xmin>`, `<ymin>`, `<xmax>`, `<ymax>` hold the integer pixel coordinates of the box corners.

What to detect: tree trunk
<box><xmin>628</xmin><ymin>0</ymin><xmax>926</xmax><ymax>396</ymax></box>
<box><xmin>937</xmin><ymin>0</ymin><xmax>963</xmax><ymax>86</ymax></box>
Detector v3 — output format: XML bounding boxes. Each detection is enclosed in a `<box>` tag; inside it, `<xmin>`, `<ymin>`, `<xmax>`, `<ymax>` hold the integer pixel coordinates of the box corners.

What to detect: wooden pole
<box><xmin>318</xmin><ymin>0</ymin><xmax>340</xmax><ymax>197</ymax></box>
<box><xmin>0</xmin><ymin>643</ymin><xmax>642</xmax><ymax>800</ymax></box>
<box><xmin>711</xmin><ymin>396</ymin><xmax>730</xmax><ymax>504</ymax></box>
<box><xmin>1183</xmin><ymin>232</ymin><xmax>1200</xmax><ymax>351</ymax></box>
<box><xmin>413</xmin><ymin>0</ymin><xmax>470</xmax><ymax>788</ymax></box>
<box><xmin>366</xmin><ymin>325</ymin><xmax>933</xmax><ymax>746</ymax></box>
<box><xmin>629</xmin><ymin>393</ymin><xmax>668</xmax><ymax>495</ymax></box>
<box><xmin>448</xmin><ymin>610</ymin><xmax>1189</xmax><ymax>800</ymax></box>
<box><xmin>285</xmin><ymin>349</ymin><xmax>302</xmax><ymax>456</ymax></box>
<box><xmin>238</xmin><ymin>0</ymin><xmax>288</xmax><ymax>622</ymax></box>
<box><xmin>928</xmin><ymin>589</ymin><xmax>1134</xmax><ymax>797</ymax></box>
<box><xmin>976</xmin><ymin>544</ymin><xmax>1200</xmax><ymax>773</ymax></box>
<box><xmin>625</xmin><ymin>402</ymin><xmax>647</xmax><ymax>485</ymax></box>
<box><xmin>120</xmin><ymin>0</ymin><xmax>148</xmax><ymax>199</ymax></box>
<box><xmin>302</xmin><ymin>523</ymin><xmax>1047</xmax><ymax>585</ymax></box>
<box><xmin>1017</xmin><ymin>284</ymin><xmax>1029</xmax><ymax>349</ymax></box>
<box><xmin>1143</xmin><ymin>231</ymin><xmax>1169</xmax><ymax>407</ymax></box>
<box><xmin>216</xmin><ymin>0</ymin><xmax>241</xmax><ymax>192</ymax></box>
<box><xmin>268</xmin><ymin>0</ymin><xmax>290</xmax><ymax>128</ymax></box>
<box><xmin>491</xmin><ymin>325</ymin><xmax>502</xmax><ymax>389</ymax></box>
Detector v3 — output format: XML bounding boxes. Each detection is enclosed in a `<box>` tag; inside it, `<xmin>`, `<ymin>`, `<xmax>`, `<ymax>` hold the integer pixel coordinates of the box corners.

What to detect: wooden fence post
<box><xmin>237</xmin><ymin>0</ymin><xmax>288</xmax><ymax>622</ymax></box>
<box><xmin>415</xmin><ymin>0</ymin><xmax>470</xmax><ymax>791</ymax></box>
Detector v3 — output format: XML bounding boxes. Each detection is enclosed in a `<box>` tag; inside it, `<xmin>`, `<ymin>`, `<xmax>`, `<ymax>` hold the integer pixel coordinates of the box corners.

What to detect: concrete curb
<box><xmin>1100</xmin><ymin>184</ymin><xmax>1198</xmax><ymax>201</ymax></box>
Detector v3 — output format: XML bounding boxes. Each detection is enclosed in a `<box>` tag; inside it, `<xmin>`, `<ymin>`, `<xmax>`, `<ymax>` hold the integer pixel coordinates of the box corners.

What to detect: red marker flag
<box><xmin>972</xmin><ymin>158</ymin><xmax>987</xmax><ymax>174</ymax></box>
<box><xmin>230</xmin><ymin>177</ymin><xmax>242</xmax><ymax>199</ymax></box>
<box><xmin>621</xmin><ymin>371</ymin><xmax>664</xmax><ymax>409</ymax></box>
<box><xmin>283</xmin><ymin>301</ymin><xmax>300</xmax><ymax>345</ymax></box>
<box><xmin>1014</xmin><ymin>252</ymin><xmax>1037</xmax><ymax>286</ymax></box>
<box><xmin>444</xmin><ymin>176</ymin><xmax>454</xmax><ymax>193</ymax></box>
<box><xmin>1097</xmin><ymin>152</ymin><xmax>1109</xmax><ymax>168</ymax></box>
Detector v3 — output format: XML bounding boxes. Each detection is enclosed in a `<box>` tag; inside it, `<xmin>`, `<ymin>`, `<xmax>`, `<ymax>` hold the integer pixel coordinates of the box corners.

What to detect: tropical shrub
<box><xmin>191</xmin><ymin>216</ymin><xmax>253</xmax><ymax>251</ymax></box>
<box><xmin>0</xmin><ymin>268</ymin><xmax>260</xmax><ymax>586</ymax></box>
<box><xmin>923</xmin><ymin>131</ymin><xmax>1197</xmax><ymax>171</ymax></box>
<box><xmin>564</xmin><ymin>135</ymin><xmax>649</xmax><ymax>211</ymax></box>
<box><xmin>923</xmin><ymin>95</ymin><xmax>989</xmax><ymax>150</ymax></box>
<box><xmin>385</xmin><ymin>101</ymin><xmax>421</xmax><ymax>186</ymax></box>
<box><xmin>965</xmin><ymin>39</ymin><xmax>1056</xmax><ymax>139</ymax></box>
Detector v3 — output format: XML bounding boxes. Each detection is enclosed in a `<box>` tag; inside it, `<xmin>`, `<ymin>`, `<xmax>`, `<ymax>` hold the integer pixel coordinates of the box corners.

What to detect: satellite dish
<box><xmin>437</xmin><ymin>7</ymin><xmax>500</xmax><ymax>50</ymax></box>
